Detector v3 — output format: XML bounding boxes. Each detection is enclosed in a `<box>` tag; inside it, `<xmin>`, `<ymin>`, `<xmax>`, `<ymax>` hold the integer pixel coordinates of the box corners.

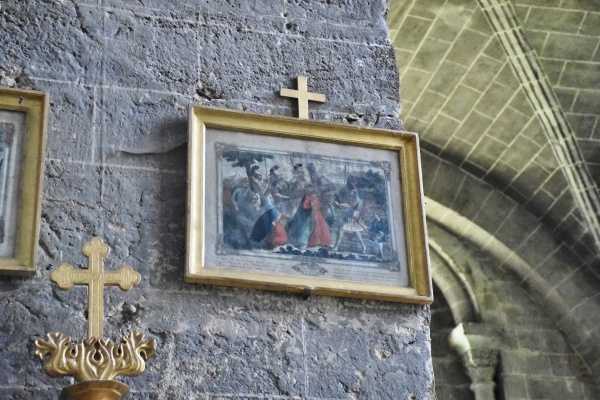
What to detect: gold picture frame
<box><xmin>186</xmin><ymin>106</ymin><xmax>432</xmax><ymax>304</ymax></box>
<box><xmin>0</xmin><ymin>88</ymin><xmax>48</xmax><ymax>276</ymax></box>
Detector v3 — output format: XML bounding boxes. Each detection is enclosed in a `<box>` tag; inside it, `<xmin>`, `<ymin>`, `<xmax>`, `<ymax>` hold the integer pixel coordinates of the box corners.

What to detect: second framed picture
<box><xmin>186</xmin><ymin>106</ymin><xmax>431</xmax><ymax>304</ymax></box>
<box><xmin>0</xmin><ymin>88</ymin><xmax>48</xmax><ymax>276</ymax></box>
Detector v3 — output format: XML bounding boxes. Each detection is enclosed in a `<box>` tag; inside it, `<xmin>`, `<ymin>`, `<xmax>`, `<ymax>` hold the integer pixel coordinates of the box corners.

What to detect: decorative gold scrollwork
<box><xmin>35</xmin><ymin>332</ymin><xmax>156</xmax><ymax>382</ymax></box>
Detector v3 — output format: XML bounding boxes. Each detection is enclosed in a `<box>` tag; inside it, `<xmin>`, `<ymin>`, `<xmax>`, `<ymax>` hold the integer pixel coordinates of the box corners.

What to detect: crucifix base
<box><xmin>59</xmin><ymin>380</ymin><xmax>129</xmax><ymax>400</ymax></box>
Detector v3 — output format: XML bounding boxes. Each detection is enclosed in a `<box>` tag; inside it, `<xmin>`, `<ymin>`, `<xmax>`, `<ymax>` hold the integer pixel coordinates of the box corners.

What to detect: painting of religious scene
<box><xmin>216</xmin><ymin>144</ymin><xmax>398</xmax><ymax>269</ymax></box>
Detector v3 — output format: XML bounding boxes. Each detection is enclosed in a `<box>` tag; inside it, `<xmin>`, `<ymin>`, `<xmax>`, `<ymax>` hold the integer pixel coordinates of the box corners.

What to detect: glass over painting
<box><xmin>0</xmin><ymin>110</ymin><xmax>25</xmax><ymax>258</ymax></box>
<box><xmin>203</xmin><ymin>128</ymin><xmax>409</xmax><ymax>288</ymax></box>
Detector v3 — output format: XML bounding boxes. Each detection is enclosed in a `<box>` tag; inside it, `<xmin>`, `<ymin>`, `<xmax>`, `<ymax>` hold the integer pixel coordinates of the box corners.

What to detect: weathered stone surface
<box><xmin>0</xmin><ymin>0</ymin><xmax>433</xmax><ymax>398</ymax></box>
<box><xmin>0</xmin><ymin>1</ymin><xmax>104</xmax><ymax>84</ymax></box>
<box><xmin>103</xmin><ymin>8</ymin><xmax>199</xmax><ymax>93</ymax></box>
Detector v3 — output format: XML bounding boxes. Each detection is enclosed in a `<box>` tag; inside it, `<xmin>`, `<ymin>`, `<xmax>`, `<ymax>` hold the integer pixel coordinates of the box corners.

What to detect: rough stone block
<box><xmin>31</xmin><ymin>81</ymin><xmax>96</xmax><ymax>162</ymax></box>
<box><xmin>502</xmin><ymin>350</ymin><xmax>548</xmax><ymax>374</ymax></box>
<box><xmin>0</xmin><ymin>2</ymin><xmax>104</xmax><ymax>83</ymax></box>
<box><xmin>102</xmin><ymin>8</ymin><xmax>198</xmax><ymax>92</ymax></box>
<box><xmin>285</xmin><ymin>16</ymin><xmax>387</xmax><ymax>45</ymax></box>
<box><xmin>468</xmin><ymin>135</ymin><xmax>507</xmax><ymax>168</ymax></box>
<box><xmin>512</xmin><ymin>163</ymin><xmax>553</xmax><ymax>201</ymax></box>
<box><xmin>412</xmin><ymin>37</ymin><xmax>451</xmax><ymax>72</ymax></box>
<box><xmin>525</xmin><ymin>8</ymin><xmax>585</xmax><ymax>33</ymax></box>
<box><xmin>567</xmin><ymin>113</ymin><xmax>598</xmax><ymax>140</ymax></box>
<box><xmin>527</xmin><ymin>376</ymin><xmax>586</xmax><ymax>399</ymax></box>
<box><xmin>103</xmin><ymin>0</ymin><xmax>197</xmax><ymax>11</ymax></box>
<box><xmin>197</xmin><ymin>25</ymin><xmax>399</xmax><ymax>115</ymax></box>
<box><xmin>130</xmin><ymin>294</ymin><xmax>306</xmax><ymax>396</ymax></box>
<box><xmin>0</xmin><ymin>388</ymin><xmax>67</xmax><ymax>400</ymax></box>
<box><xmin>559</xmin><ymin>0</ymin><xmax>599</xmax><ymax>11</ymax></box>
<box><xmin>305</xmin><ymin>306</ymin><xmax>434</xmax><ymax>399</ymax></box>
<box><xmin>475</xmin><ymin>82</ymin><xmax>515</xmax><ymax>119</ymax></box>
<box><xmin>429</xmin><ymin>16</ymin><xmax>464</xmax><ymax>42</ymax></box>
<box><xmin>493</xmin><ymin>204</ymin><xmax>537</xmax><ymax>251</ymax></box>
<box><xmin>200</xmin><ymin>11</ymin><xmax>285</xmax><ymax>35</ymax></box>
<box><xmin>497</xmin><ymin>374</ymin><xmax>528</xmax><ymax>399</ymax></box>
<box><xmin>95</xmin><ymin>166</ymin><xmax>187</xmax><ymax>291</ymax></box>
<box><xmin>410</xmin><ymin>91</ymin><xmax>447</xmax><ymax>123</ymax></box>
<box><xmin>581</xmin><ymin>12</ymin><xmax>600</xmax><ymax>35</ymax></box>
<box><xmin>446</xmin><ymin>29</ymin><xmax>489</xmax><ymax>66</ymax></box>
<box><xmin>483</xmin><ymin>36</ymin><xmax>506</xmax><ymax>61</ymax></box>
<box><xmin>539</xmin><ymin>58</ymin><xmax>566</xmax><ymax>85</ymax></box>
<box><xmin>444</xmin><ymin>84</ymin><xmax>480</xmax><ymax>121</ymax></box>
<box><xmin>472</xmin><ymin>189</ymin><xmax>516</xmax><ymax>236</ymax></box>
<box><xmin>395</xmin><ymin>16</ymin><xmax>433</xmax><ymax>52</ymax></box>
<box><xmin>426</xmin><ymin>160</ymin><xmax>465</xmax><ymax>207</ymax></box>
<box><xmin>420</xmin><ymin>150</ymin><xmax>442</xmax><ymax>195</ymax></box>
<box><xmin>0</xmin><ymin>0</ymin><xmax>439</xmax><ymax>398</ymax></box>
<box><xmin>561</xmin><ymin>62</ymin><xmax>600</xmax><ymax>89</ymax></box>
<box><xmin>400</xmin><ymin>67</ymin><xmax>432</xmax><ymax>101</ymax></box>
<box><xmin>544</xmin><ymin>34</ymin><xmax>599</xmax><ymax>61</ymax></box>
<box><xmin>463</xmin><ymin>55</ymin><xmax>504</xmax><ymax>92</ymax></box>
<box><xmin>450</xmin><ymin>174</ymin><xmax>491</xmax><ymax>220</ymax></box>
<box><xmin>284</xmin><ymin>0</ymin><xmax>387</xmax><ymax>27</ymax></box>
<box><xmin>490</xmin><ymin>107</ymin><xmax>534</xmax><ymax>145</ymax></box>
<box><xmin>427</xmin><ymin>61</ymin><xmax>467</xmax><ymax>97</ymax></box>
<box><xmin>96</xmin><ymin>88</ymin><xmax>189</xmax><ymax>171</ymax></box>
<box><xmin>571</xmin><ymin>88</ymin><xmax>600</xmax><ymax>115</ymax></box>
<box><xmin>518</xmin><ymin>228</ymin><xmax>560</xmax><ymax>269</ymax></box>
<box><xmin>455</xmin><ymin>110</ymin><xmax>492</xmax><ymax>145</ymax></box>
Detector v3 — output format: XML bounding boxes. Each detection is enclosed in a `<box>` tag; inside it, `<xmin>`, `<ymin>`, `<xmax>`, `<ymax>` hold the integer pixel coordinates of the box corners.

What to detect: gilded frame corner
<box><xmin>186</xmin><ymin>105</ymin><xmax>432</xmax><ymax>304</ymax></box>
<box><xmin>0</xmin><ymin>87</ymin><xmax>48</xmax><ymax>276</ymax></box>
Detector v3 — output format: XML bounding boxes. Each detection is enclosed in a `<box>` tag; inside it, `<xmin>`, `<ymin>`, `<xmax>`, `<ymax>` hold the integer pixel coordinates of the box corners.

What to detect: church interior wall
<box><xmin>388</xmin><ymin>0</ymin><xmax>600</xmax><ymax>396</ymax></box>
<box><xmin>0</xmin><ymin>0</ymin><xmax>436</xmax><ymax>399</ymax></box>
<box><xmin>2</xmin><ymin>0</ymin><xmax>600</xmax><ymax>399</ymax></box>
<box><xmin>428</xmin><ymin>221</ymin><xmax>600</xmax><ymax>399</ymax></box>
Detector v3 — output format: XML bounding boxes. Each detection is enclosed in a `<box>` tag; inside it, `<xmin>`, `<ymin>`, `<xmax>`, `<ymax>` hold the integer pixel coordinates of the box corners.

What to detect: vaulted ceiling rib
<box><xmin>388</xmin><ymin>0</ymin><xmax>600</xmax><ymax>267</ymax></box>
<box><xmin>477</xmin><ymin>0</ymin><xmax>600</xmax><ymax>254</ymax></box>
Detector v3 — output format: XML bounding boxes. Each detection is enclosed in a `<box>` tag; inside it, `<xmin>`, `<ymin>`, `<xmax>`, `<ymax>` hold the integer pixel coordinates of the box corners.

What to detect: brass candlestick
<box><xmin>35</xmin><ymin>237</ymin><xmax>156</xmax><ymax>400</ymax></box>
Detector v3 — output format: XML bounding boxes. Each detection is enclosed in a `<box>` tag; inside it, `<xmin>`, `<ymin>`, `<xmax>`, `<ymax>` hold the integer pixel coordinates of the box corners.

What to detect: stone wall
<box><xmin>428</xmin><ymin>221</ymin><xmax>600</xmax><ymax>400</ymax></box>
<box><xmin>0</xmin><ymin>1</ymin><xmax>435</xmax><ymax>399</ymax></box>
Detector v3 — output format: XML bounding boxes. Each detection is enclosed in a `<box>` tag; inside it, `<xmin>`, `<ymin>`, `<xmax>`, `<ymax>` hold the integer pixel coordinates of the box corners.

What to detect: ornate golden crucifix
<box><xmin>36</xmin><ymin>237</ymin><xmax>155</xmax><ymax>397</ymax></box>
<box><xmin>50</xmin><ymin>237</ymin><xmax>141</xmax><ymax>339</ymax></box>
<box><xmin>280</xmin><ymin>76</ymin><xmax>326</xmax><ymax>119</ymax></box>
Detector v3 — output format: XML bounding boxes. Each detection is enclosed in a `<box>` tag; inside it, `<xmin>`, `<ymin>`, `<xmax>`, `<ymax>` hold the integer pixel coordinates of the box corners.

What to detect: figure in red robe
<box><xmin>287</xmin><ymin>186</ymin><xmax>332</xmax><ymax>249</ymax></box>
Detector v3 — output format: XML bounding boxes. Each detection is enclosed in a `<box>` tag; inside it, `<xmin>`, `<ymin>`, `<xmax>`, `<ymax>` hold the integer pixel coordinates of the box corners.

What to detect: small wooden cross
<box><xmin>51</xmin><ymin>237</ymin><xmax>141</xmax><ymax>339</ymax></box>
<box><xmin>280</xmin><ymin>76</ymin><xmax>326</xmax><ymax>119</ymax></box>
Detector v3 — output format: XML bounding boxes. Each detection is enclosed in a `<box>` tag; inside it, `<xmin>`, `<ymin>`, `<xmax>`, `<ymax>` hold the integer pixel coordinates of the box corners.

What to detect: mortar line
<box><xmin>44</xmin><ymin>158</ymin><xmax>187</xmax><ymax>175</ymax></box>
<box><xmin>301</xmin><ymin>318</ymin><xmax>309</xmax><ymax>398</ymax></box>
<box><xmin>90</xmin><ymin>86</ymin><xmax>98</xmax><ymax>164</ymax></box>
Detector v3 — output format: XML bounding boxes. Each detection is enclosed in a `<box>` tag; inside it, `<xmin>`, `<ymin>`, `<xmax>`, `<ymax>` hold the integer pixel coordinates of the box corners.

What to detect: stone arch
<box><xmin>427</xmin><ymin>209</ymin><xmax>599</xmax><ymax>399</ymax></box>
<box><xmin>430</xmin><ymin>238</ymin><xmax>480</xmax><ymax>325</ymax></box>
<box><xmin>422</xmin><ymin>155</ymin><xmax>600</xmax><ymax>380</ymax></box>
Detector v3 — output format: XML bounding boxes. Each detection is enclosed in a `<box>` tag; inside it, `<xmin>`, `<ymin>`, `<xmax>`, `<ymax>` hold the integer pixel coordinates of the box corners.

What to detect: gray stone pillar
<box><xmin>450</xmin><ymin>324</ymin><xmax>500</xmax><ymax>400</ymax></box>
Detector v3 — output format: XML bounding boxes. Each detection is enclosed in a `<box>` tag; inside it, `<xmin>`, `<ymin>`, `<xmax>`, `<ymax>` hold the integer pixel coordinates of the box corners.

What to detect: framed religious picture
<box><xmin>0</xmin><ymin>88</ymin><xmax>48</xmax><ymax>275</ymax></box>
<box><xmin>186</xmin><ymin>106</ymin><xmax>432</xmax><ymax>304</ymax></box>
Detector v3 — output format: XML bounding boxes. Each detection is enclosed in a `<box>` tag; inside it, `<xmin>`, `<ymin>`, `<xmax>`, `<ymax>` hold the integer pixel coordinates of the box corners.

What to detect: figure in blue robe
<box><xmin>250</xmin><ymin>207</ymin><xmax>281</xmax><ymax>245</ymax></box>
<box><xmin>286</xmin><ymin>194</ymin><xmax>315</xmax><ymax>250</ymax></box>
